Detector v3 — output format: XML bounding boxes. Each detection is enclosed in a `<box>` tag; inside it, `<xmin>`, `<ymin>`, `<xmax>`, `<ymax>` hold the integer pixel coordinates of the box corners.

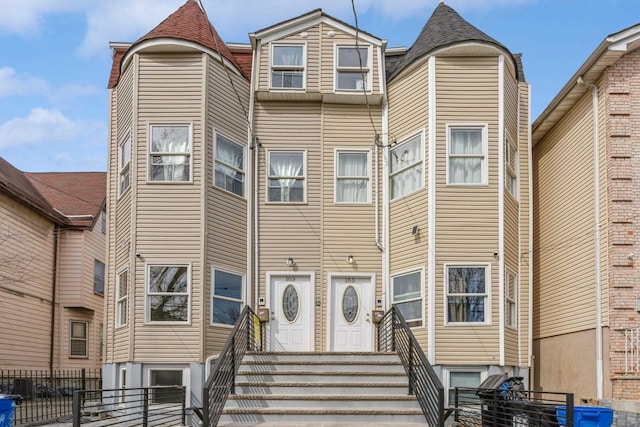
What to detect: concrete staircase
<box><xmin>217</xmin><ymin>352</ymin><xmax>426</xmax><ymax>426</ymax></box>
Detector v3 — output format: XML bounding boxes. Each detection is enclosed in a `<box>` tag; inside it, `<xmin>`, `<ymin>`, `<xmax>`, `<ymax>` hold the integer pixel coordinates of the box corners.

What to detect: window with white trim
<box><xmin>101</xmin><ymin>208</ymin><xmax>106</xmax><ymax>234</ymax></box>
<box><xmin>70</xmin><ymin>321</ymin><xmax>88</xmax><ymax>358</ymax></box>
<box><xmin>118</xmin><ymin>366</ymin><xmax>127</xmax><ymax>405</ymax></box>
<box><xmin>445</xmin><ymin>369</ymin><xmax>485</xmax><ymax>407</ymax></box>
<box><xmin>268</xmin><ymin>151</ymin><xmax>305</xmax><ymax>203</ymax></box>
<box><xmin>446</xmin><ymin>265</ymin><xmax>489</xmax><ymax>324</ymax></box>
<box><xmin>214</xmin><ymin>133</ymin><xmax>244</xmax><ymax>197</ymax></box>
<box><xmin>390</xmin><ymin>133</ymin><xmax>423</xmax><ymax>199</ymax></box>
<box><xmin>448</xmin><ymin>126</ymin><xmax>486</xmax><ymax>184</ymax></box>
<box><xmin>506</xmin><ymin>270</ymin><xmax>517</xmax><ymax>328</ymax></box>
<box><xmin>149</xmin><ymin>369</ymin><xmax>184</xmax><ymax>404</ymax></box>
<box><xmin>149</xmin><ymin>125</ymin><xmax>191</xmax><ymax>182</ymax></box>
<box><xmin>212</xmin><ymin>269</ymin><xmax>244</xmax><ymax>326</ymax></box>
<box><xmin>119</xmin><ymin>135</ymin><xmax>131</xmax><ymax>195</ymax></box>
<box><xmin>116</xmin><ymin>269</ymin><xmax>129</xmax><ymax>327</ymax></box>
<box><xmin>94</xmin><ymin>260</ymin><xmax>105</xmax><ymax>295</ymax></box>
<box><xmin>147</xmin><ymin>265</ymin><xmax>190</xmax><ymax>323</ymax></box>
<box><xmin>335</xmin><ymin>45</ymin><xmax>370</xmax><ymax>91</ymax></box>
<box><xmin>271</xmin><ymin>45</ymin><xmax>304</xmax><ymax>89</ymax></box>
<box><xmin>392</xmin><ymin>270</ymin><xmax>423</xmax><ymax>327</ymax></box>
<box><xmin>505</xmin><ymin>135</ymin><xmax>518</xmax><ymax>197</ymax></box>
<box><xmin>336</xmin><ymin>150</ymin><xmax>370</xmax><ymax>203</ymax></box>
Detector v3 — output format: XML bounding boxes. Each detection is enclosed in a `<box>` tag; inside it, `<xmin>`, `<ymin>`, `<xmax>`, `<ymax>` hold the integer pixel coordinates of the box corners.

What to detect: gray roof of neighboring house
<box><xmin>388</xmin><ymin>2</ymin><xmax>523</xmax><ymax>82</ymax></box>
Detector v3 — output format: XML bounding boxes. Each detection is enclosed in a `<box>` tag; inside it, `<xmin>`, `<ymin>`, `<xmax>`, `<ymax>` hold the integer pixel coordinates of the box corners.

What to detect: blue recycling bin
<box><xmin>556</xmin><ymin>405</ymin><xmax>614</xmax><ymax>427</ymax></box>
<box><xmin>0</xmin><ymin>397</ymin><xmax>15</xmax><ymax>427</ymax></box>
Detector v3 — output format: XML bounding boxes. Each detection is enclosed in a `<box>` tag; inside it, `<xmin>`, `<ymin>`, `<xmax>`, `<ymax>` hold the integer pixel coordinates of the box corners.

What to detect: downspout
<box><xmin>577</xmin><ymin>76</ymin><xmax>603</xmax><ymax>400</ymax></box>
<box><xmin>248</xmin><ymin>46</ymin><xmax>258</xmax><ymax>310</ymax></box>
<box><xmin>250</xmin><ymin>46</ymin><xmax>260</xmax><ymax>313</ymax></box>
<box><xmin>49</xmin><ymin>225</ymin><xmax>60</xmax><ymax>373</ymax></box>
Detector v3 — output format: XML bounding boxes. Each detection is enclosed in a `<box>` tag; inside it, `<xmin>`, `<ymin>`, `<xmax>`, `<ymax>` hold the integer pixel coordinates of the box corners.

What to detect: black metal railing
<box><xmin>377</xmin><ymin>306</ymin><xmax>446</xmax><ymax>427</ymax></box>
<box><xmin>72</xmin><ymin>386</ymin><xmax>186</xmax><ymax>426</ymax></box>
<box><xmin>202</xmin><ymin>305</ymin><xmax>263</xmax><ymax>426</ymax></box>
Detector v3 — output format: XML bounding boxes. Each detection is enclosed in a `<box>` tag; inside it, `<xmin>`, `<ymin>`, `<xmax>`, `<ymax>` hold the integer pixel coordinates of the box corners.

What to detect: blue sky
<box><xmin>0</xmin><ymin>0</ymin><xmax>638</xmax><ymax>172</ymax></box>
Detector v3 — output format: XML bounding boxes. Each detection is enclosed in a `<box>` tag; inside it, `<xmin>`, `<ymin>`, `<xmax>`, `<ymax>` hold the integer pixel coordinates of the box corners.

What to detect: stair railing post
<box><xmin>408</xmin><ymin>339</ymin><xmax>414</xmax><ymax>395</ymax></box>
<box><xmin>143</xmin><ymin>388</ymin><xmax>149</xmax><ymax>427</ymax></box>
<box><xmin>231</xmin><ymin>335</ymin><xmax>236</xmax><ymax>395</ymax></box>
<box><xmin>391</xmin><ymin>309</ymin><xmax>396</xmax><ymax>352</ymax></box>
<box><xmin>202</xmin><ymin>386</ymin><xmax>209</xmax><ymax>427</ymax></box>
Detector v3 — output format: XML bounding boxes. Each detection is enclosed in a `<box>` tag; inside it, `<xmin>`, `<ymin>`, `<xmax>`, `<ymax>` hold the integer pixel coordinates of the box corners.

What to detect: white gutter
<box><xmin>249</xmin><ymin>46</ymin><xmax>260</xmax><ymax>311</ymax></box>
<box><xmin>527</xmin><ymin>83</ymin><xmax>533</xmax><ymax>385</ymax></box>
<box><xmin>498</xmin><ymin>55</ymin><xmax>505</xmax><ymax>368</ymax></box>
<box><xmin>577</xmin><ymin>76</ymin><xmax>603</xmax><ymax>400</ymax></box>
<box><xmin>427</xmin><ymin>56</ymin><xmax>436</xmax><ymax>364</ymax></box>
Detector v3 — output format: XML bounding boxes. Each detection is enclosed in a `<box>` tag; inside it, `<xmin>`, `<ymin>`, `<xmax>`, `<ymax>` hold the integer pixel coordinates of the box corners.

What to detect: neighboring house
<box><xmin>103</xmin><ymin>0</ymin><xmax>530</xmax><ymax>406</ymax></box>
<box><xmin>0</xmin><ymin>157</ymin><xmax>106</xmax><ymax>371</ymax></box>
<box><xmin>532</xmin><ymin>24</ymin><xmax>640</xmax><ymax>405</ymax></box>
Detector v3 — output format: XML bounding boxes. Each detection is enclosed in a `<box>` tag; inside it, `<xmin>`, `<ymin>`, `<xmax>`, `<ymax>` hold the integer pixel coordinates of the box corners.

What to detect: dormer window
<box><xmin>335</xmin><ymin>45</ymin><xmax>370</xmax><ymax>91</ymax></box>
<box><xmin>271</xmin><ymin>44</ymin><xmax>305</xmax><ymax>89</ymax></box>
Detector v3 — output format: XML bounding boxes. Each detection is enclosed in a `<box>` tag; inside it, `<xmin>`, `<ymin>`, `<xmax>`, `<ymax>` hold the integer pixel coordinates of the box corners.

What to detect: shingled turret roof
<box><xmin>389</xmin><ymin>2</ymin><xmax>518</xmax><ymax>81</ymax></box>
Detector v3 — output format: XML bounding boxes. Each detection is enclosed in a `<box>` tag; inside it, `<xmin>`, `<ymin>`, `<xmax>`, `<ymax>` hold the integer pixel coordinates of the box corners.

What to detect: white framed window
<box><xmin>118</xmin><ymin>366</ymin><xmax>127</xmax><ymax>405</ymax></box>
<box><xmin>447</xmin><ymin>125</ymin><xmax>487</xmax><ymax>185</ymax></box>
<box><xmin>390</xmin><ymin>132</ymin><xmax>423</xmax><ymax>199</ymax></box>
<box><xmin>212</xmin><ymin>268</ymin><xmax>244</xmax><ymax>326</ymax></box>
<box><xmin>116</xmin><ymin>269</ymin><xmax>129</xmax><ymax>327</ymax></box>
<box><xmin>444</xmin><ymin>368</ymin><xmax>486</xmax><ymax>407</ymax></box>
<box><xmin>391</xmin><ymin>269</ymin><xmax>423</xmax><ymax>327</ymax></box>
<box><xmin>94</xmin><ymin>260</ymin><xmax>105</xmax><ymax>295</ymax></box>
<box><xmin>271</xmin><ymin>44</ymin><xmax>305</xmax><ymax>89</ymax></box>
<box><xmin>267</xmin><ymin>151</ymin><xmax>305</xmax><ymax>203</ymax></box>
<box><xmin>446</xmin><ymin>265</ymin><xmax>490</xmax><ymax>324</ymax></box>
<box><xmin>335</xmin><ymin>45</ymin><xmax>371</xmax><ymax>91</ymax></box>
<box><xmin>149</xmin><ymin>124</ymin><xmax>191</xmax><ymax>182</ymax></box>
<box><xmin>119</xmin><ymin>135</ymin><xmax>131</xmax><ymax>195</ymax></box>
<box><xmin>147</xmin><ymin>368</ymin><xmax>185</xmax><ymax>405</ymax></box>
<box><xmin>70</xmin><ymin>321</ymin><xmax>88</xmax><ymax>358</ymax></box>
<box><xmin>335</xmin><ymin>150</ymin><xmax>370</xmax><ymax>204</ymax></box>
<box><xmin>505</xmin><ymin>270</ymin><xmax>517</xmax><ymax>328</ymax></box>
<box><xmin>505</xmin><ymin>133</ymin><xmax>518</xmax><ymax>197</ymax></box>
<box><xmin>146</xmin><ymin>265</ymin><xmax>190</xmax><ymax>323</ymax></box>
<box><xmin>214</xmin><ymin>132</ymin><xmax>245</xmax><ymax>197</ymax></box>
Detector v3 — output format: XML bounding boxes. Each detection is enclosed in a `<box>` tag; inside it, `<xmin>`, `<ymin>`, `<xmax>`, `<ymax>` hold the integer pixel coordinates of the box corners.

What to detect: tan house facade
<box><xmin>103</xmin><ymin>0</ymin><xmax>531</xmax><ymax>406</ymax></box>
<box><xmin>0</xmin><ymin>157</ymin><xmax>106</xmax><ymax>371</ymax></box>
<box><xmin>533</xmin><ymin>24</ymin><xmax>640</xmax><ymax>405</ymax></box>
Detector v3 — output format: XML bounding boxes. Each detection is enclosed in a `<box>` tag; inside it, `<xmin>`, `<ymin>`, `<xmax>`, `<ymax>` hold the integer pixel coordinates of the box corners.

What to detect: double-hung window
<box><xmin>448</xmin><ymin>126</ymin><xmax>487</xmax><ymax>184</ymax></box>
<box><xmin>119</xmin><ymin>135</ymin><xmax>131</xmax><ymax>195</ymax></box>
<box><xmin>446</xmin><ymin>265</ymin><xmax>489</xmax><ymax>324</ymax></box>
<box><xmin>505</xmin><ymin>135</ymin><xmax>518</xmax><ymax>197</ymax></box>
<box><xmin>271</xmin><ymin>45</ymin><xmax>304</xmax><ymax>89</ymax></box>
<box><xmin>268</xmin><ymin>151</ymin><xmax>305</xmax><ymax>203</ymax></box>
<box><xmin>116</xmin><ymin>269</ymin><xmax>129</xmax><ymax>327</ymax></box>
<box><xmin>149</xmin><ymin>124</ymin><xmax>191</xmax><ymax>182</ymax></box>
<box><xmin>70</xmin><ymin>321</ymin><xmax>88</xmax><ymax>358</ymax></box>
<box><xmin>391</xmin><ymin>270</ymin><xmax>423</xmax><ymax>327</ymax></box>
<box><xmin>214</xmin><ymin>133</ymin><xmax>244</xmax><ymax>197</ymax></box>
<box><xmin>149</xmin><ymin>369</ymin><xmax>184</xmax><ymax>404</ymax></box>
<box><xmin>335</xmin><ymin>45</ymin><xmax>370</xmax><ymax>91</ymax></box>
<box><xmin>212</xmin><ymin>269</ymin><xmax>244</xmax><ymax>326</ymax></box>
<box><xmin>390</xmin><ymin>133</ymin><xmax>423</xmax><ymax>199</ymax></box>
<box><xmin>506</xmin><ymin>270</ymin><xmax>517</xmax><ymax>328</ymax></box>
<box><xmin>336</xmin><ymin>150</ymin><xmax>370</xmax><ymax>203</ymax></box>
<box><xmin>94</xmin><ymin>260</ymin><xmax>105</xmax><ymax>295</ymax></box>
<box><xmin>445</xmin><ymin>369</ymin><xmax>484</xmax><ymax>407</ymax></box>
<box><xmin>147</xmin><ymin>265</ymin><xmax>190</xmax><ymax>323</ymax></box>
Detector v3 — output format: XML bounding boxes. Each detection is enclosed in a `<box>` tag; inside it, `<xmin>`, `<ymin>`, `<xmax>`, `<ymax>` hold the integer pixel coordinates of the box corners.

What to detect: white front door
<box><xmin>269</xmin><ymin>274</ymin><xmax>314</xmax><ymax>352</ymax></box>
<box><xmin>329</xmin><ymin>275</ymin><xmax>374</xmax><ymax>351</ymax></box>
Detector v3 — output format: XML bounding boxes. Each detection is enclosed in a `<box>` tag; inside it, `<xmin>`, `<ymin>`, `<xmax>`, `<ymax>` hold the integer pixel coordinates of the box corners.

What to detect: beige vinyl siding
<box><xmin>204</xmin><ymin>56</ymin><xmax>250</xmax><ymax>355</ymax></box>
<box><xmin>0</xmin><ymin>193</ymin><xmax>57</xmax><ymax>370</ymax></box>
<box><xmin>434</xmin><ymin>56</ymin><xmax>500</xmax><ymax>363</ymax></box>
<box><xmin>533</xmin><ymin>93</ymin><xmax>599</xmax><ymax>338</ymax></box>
<box><xmin>132</xmin><ymin>52</ymin><xmax>204</xmax><ymax>362</ymax></box>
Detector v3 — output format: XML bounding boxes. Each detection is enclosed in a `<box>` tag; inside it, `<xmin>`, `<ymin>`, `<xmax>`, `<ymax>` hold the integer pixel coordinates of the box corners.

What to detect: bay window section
<box><xmin>448</xmin><ymin>126</ymin><xmax>486</xmax><ymax>184</ymax></box>
<box><xmin>212</xmin><ymin>269</ymin><xmax>244</xmax><ymax>326</ymax></box>
<box><xmin>392</xmin><ymin>270</ymin><xmax>423</xmax><ymax>327</ymax></box>
<box><xmin>446</xmin><ymin>265</ymin><xmax>488</xmax><ymax>324</ymax></box>
<box><xmin>390</xmin><ymin>133</ymin><xmax>423</xmax><ymax>199</ymax></box>
<box><xmin>119</xmin><ymin>135</ymin><xmax>131</xmax><ymax>195</ymax></box>
<box><xmin>149</xmin><ymin>125</ymin><xmax>191</xmax><ymax>182</ymax></box>
<box><xmin>268</xmin><ymin>151</ymin><xmax>305</xmax><ymax>203</ymax></box>
<box><xmin>505</xmin><ymin>135</ymin><xmax>518</xmax><ymax>197</ymax></box>
<box><xmin>506</xmin><ymin>271</ymin><xmax>517</xmax><ymax>328</ymax></box>
<box><xmin>70</xmin><ymin>321</ymin><xmax>88</xmax><ymax>358</ymax></box>
<box><xmin>116</xmin><ymin>269</ymin><xmax>128</xmax><ymax>327</ymax></box>
<box><xmin>336</xmin><ymin>151</ymin><xmax>370</xmax><ymax>203</ymax></box>
<box><xmin>214</xmin><ymin>133</ymin><xmax>244</xmax><ymax>197</ymax></box>
<box><xmin>147</xmin><ymin>265</ymin><xmax>189</xmax><ymax>323</ymax></box>
<box><xmin>271</xmin><ymin>45</ymin><xmax>304</xmax><ymax>89</ymax></box>
<box><xmin>336</xmin><ymin>46</ymin><xmax>370</xmax><ymax>91</ymax></box>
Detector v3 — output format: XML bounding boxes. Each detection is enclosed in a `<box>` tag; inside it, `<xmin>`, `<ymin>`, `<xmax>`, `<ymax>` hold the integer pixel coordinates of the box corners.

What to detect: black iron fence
<box><xmin>72</xmin><ymin>386</ymin><xmax>186</xmax><ymax>426</ymax></box>
<box><xmin>0</xmin><ymin>368</ymin><xmax>101</xmax><ymax>425</ymax></box>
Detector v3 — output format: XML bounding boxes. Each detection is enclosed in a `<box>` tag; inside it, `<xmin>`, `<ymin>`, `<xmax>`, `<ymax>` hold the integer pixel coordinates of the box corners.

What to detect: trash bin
<box><xmin>0</xmin><ymin>397</ymin><xmax>15</xmax><ymax>427</ymax></box>
<box><xmin>556</xmin><ymin>405</ymin><xmax>614</xmax><ymax>427</ymax></box>
<box><xmin>476</xmin><ymin>374</ymin><xmax>509</xmax><ymax>426</ymax></box>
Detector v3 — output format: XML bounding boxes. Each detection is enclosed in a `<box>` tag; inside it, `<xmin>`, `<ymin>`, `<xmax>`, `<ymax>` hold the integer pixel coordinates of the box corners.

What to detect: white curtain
<box><xmin>151</xmin><ymin>126</ymin><xmax>190</xmax><ymax>181</ymax></box>
<box><xmin>269</xmin><ymin>153</ymin><xmax>303</xmax><ymax>202</ymax></box>
<box><xmin>449</xmin><ymin>129</ymin><xmax>482</xmax><ymax>184</ymax></box>
<box><xmin>390</xmin><ymin>136</ymin><xmax>422</xmax><ymax>198</ymax></box>
<box><xmin>337</xmin><ymin>152</ymin><xmax>367</xmax><ymax>203</ymax></box>
<box><xmin>216</xmin><ymin>136</ymin><xmax>244</xmax><ymax>194</ymax></box>
<box><xmin>274</xmin><ymin>46</ymin><xmax>303</xmax><ymax>66</ymax></box>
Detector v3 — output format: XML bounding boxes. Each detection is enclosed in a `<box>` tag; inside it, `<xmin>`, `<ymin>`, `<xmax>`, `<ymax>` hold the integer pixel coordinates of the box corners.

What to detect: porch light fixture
<box><xmin>287</xmin><ymin>258</ymin><xmax>296</xmax><ymax>267</ymax></box>
<box><xmin>346</xmin><ymin>255</ymin><xmax>355</xmax><ymax>264</ymax></box>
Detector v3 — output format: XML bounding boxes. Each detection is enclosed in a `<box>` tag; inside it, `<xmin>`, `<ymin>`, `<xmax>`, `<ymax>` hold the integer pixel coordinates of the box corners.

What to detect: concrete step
<box><xmin>225</xmin><ymin>394</ymin><xmax>422</xmax><ymax>410</ymax></box>
<box><xmin>243</xmin><ymin>352</ymin><xmax>400</xmax><ymax>363</ymax></box>
<box><xmin>218</xmin><ymin>407</ymin><xmax>426</xmax><ymax>424</ymax></box>
<box><xmin>234</xmin><ymin>382</ymin><xmax>410</xmax><ymax>396</ymax></box>
<box><xmin>236</xmin><ymin>370</ymin><xmax>408</xmax><ymax>384</ymax></box>
<box><xmin>239</xmin><ymin>360</ymin><xmax>405</xmax><ymax>373</ymax></box>
<box><xmin>219</xmin><ymin>423</ymin><xmax>428</xmax><ymax>427</ymax></box>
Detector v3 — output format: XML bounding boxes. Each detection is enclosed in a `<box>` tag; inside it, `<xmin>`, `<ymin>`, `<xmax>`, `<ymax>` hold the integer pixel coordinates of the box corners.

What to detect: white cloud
<box><xmin>0</xmin><ymin>0</ymin><xmax>84</xmax><ymax>34</ymax></box>
<box><xmin>0</xmin><ymin>67</ymin><xmax>49</xmax><ymax>97</ymax></box>
<box><xmin>0</xmin><ymin>108</ymin><xmax>92</xmax><ymax>148</ymax></box>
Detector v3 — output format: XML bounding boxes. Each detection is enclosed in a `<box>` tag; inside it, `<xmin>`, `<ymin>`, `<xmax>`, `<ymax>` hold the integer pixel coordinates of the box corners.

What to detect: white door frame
<box><xmin>266</xmin><ymin>271</ymin><xmax>315</xmax><ymax>351</ymax></box>
<box><xmin>326</xmin><ymin>272</ymin><xmax>376</xmax><ymax>351</ymax></box>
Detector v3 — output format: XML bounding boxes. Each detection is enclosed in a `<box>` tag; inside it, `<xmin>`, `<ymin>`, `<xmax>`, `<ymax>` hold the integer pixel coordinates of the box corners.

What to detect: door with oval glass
<box><xmin>329</xmin><ymin>275</ymin><xmax>374</xmax><ymax>351</ymax></box>
<box><xmin>269</xmin><ymin>274</ymin><xmax>314</xmax><ymax>352</ymax></box>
